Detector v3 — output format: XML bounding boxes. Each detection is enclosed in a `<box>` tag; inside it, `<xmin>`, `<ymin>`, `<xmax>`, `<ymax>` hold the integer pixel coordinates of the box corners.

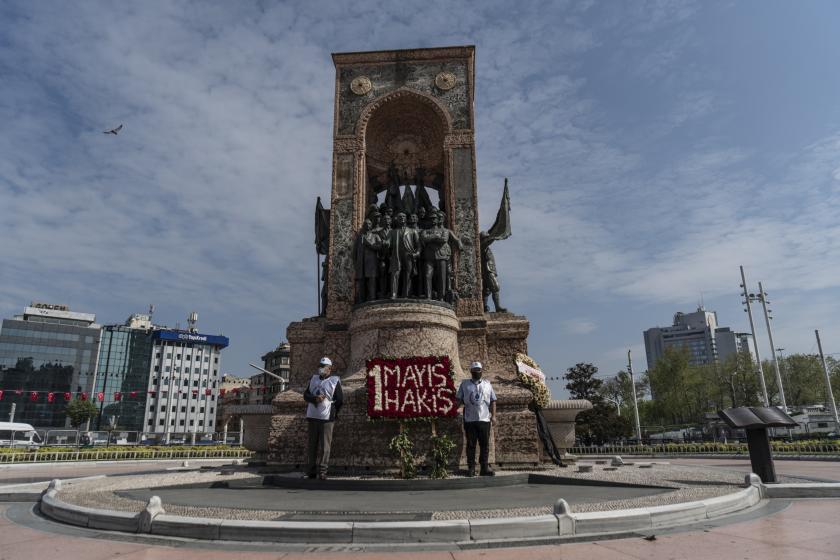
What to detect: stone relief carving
<box><xmin>329</xmin><ymin>198</ymin><xmax>355</xmax><ymax>304</ymax></box>
<box><xmin>337</xmin><ymin>62</ymin><xmax>470</xmax><ymax>136</ymax></box>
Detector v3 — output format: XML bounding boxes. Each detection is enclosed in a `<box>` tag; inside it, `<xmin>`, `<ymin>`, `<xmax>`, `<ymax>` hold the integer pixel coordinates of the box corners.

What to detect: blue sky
<box><xmin>2</xmin><ymin>1</ymin><xmax>840</xmax><ymax>397</ymax></box>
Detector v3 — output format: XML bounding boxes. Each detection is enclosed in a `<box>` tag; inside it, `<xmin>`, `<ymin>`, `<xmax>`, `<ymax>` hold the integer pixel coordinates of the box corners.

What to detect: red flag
<box><xmin>204</xmin><ymin>388</ymin><xmax>212</xmax><ymax>396</ymax></box>
<box><xmin>233</xmin><ymin>388</ymin><xmax>240</xmax><ymax>395</ymax></box>
<box><xmin>47</xmin><ymin>392</ymin><xmax>55</xmax><ymax>403</ymax></box>
<box><xmin>192</xmin><ymin>389</ymin><xmax>198</xmax><ymax>395</ymax></box>
<box><xmin>148</xmin><ymin>390</ymin><xmax>156</xmax><ymax>397</ymax></box>
<box><xmin>64</xmin><ymin>392</ymin><xmax>72</xmax><ymax>401</ymax></box>
<box><xmin>220</xmin><ymin>388</ymin><xmax>226</xmax><ymax>397</ymax></box>
<box><xmin>97</xmin><ymin>391</ymin><xmax>104</xmax><ymax>402</ymax></box>
<box><xmin>129</xmin><ymin>391</ymin><xmax>137</xmax><ymax>398</ymax></box>
<box><xmin>30</xmin><ymin>391</ymin><xmax>38</xmax><ymax>402</ymax></box>
<box><xmin>80</xmin><ymin>392</ymin><xmax>88</xmax><ymax>401</ymax></box>
<box><xmin>114</xmin><ymin>392</ymin><xmax>122</xmax><ymax>402</ymax></box>
<box><xmin>0</xmin><ymin>390</ymin><xmax>4</xmax><ymax>400</ymax></box>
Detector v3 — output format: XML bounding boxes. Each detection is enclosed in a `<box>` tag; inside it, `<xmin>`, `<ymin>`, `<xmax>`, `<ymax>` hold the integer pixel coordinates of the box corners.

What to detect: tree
<box><xmin>565</xmin><ymin>363</ymin><xmax>603</xmax><ymax>403</ymax></box>
<box><xmin>65</xmin><ymin>398</ymin><xmax>98</xmax><ymax>429</ymax></box>
<box><xmin>564</xmin><ymin>363</ymin><xmax>629</xmax><ymax>444</ymax></box>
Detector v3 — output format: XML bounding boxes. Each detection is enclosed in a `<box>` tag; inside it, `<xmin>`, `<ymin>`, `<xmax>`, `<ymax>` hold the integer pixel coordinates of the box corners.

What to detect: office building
<box><xmin>93</xmin><ymin>314</ymin><xmax>155</xmax><ymax>431</ymax></box>
<box><xmin>255</xmin><ymin>341</ymin><xmax>290</xmax><ymax>404</ymax></box>
<box><xmin>644</xmin><ymin>307</ymin><xmax>753</xmax><ymax>370</ymax></box>
<box><xmin>143</xmin><ymin>327</ymin><xmax>229</xmax><ymax>440</ymax></box>
<box><xmin>0</xmin><ymin>302</ymin><xmax>101</xmax><ymax>427</ymax></box>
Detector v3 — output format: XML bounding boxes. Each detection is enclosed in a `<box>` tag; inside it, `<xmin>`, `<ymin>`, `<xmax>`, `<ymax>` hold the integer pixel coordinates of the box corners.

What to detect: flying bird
<box><xmin>103</xmin><ymin>124</ymin><xmax>123</xmax><ymax>135</ymax></box>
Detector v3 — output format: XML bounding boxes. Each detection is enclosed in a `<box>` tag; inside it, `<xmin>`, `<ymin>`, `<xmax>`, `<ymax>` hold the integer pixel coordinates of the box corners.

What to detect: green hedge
<box><xmin>0</xmin><ymin>446</ymin><xmax>253</xmax><ymax>463</ymax></box>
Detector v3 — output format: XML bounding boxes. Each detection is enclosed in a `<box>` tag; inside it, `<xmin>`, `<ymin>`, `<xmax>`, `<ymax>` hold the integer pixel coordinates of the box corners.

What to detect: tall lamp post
<box><xmin>627</xmin><ymin>350</ymin><xmax>643</xmax><ymax>443</ymax></box>
<box><xmin>740</xmin><ymin>266</ymin><xmax>769</xmax><ymax>406</ymax></box>
<box><xmin>750</xmin><ymin>282</ymin><xmax>788</xmax><ymax>411</ymax></box>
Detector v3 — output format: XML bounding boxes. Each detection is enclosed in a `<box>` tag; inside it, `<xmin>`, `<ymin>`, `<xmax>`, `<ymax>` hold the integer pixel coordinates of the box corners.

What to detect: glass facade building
<box><xmin>94</xmin><ymin>324</ymin><xmax>154</xmax><ymax>431</ymax></box>
<box><xmin>0</xmin><ymin>304</ymin><xmax>101</xmax><ymax>427</ymax></box>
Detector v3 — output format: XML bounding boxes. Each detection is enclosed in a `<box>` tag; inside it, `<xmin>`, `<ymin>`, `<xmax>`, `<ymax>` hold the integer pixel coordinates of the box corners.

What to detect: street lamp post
<box><xmin>740</xmin><ymin>266</ymin><xmax>769</xmax><ymax>406</ymax></box>
<box><xmin>627</xmin><ymin>350</ymin><xmax>643</xmax><ymax>443</ymax></box>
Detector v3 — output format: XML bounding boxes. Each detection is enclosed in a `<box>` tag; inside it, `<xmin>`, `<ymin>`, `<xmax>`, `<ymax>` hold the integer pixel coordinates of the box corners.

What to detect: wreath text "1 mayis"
<box><xmin>366</xmin><ymin>356</ymin><xmax>458</xmax><ymax>420</ymax></box>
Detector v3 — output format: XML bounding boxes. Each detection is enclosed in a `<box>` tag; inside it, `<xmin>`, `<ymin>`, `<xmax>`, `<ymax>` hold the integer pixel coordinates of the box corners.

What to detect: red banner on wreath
<box><xmin>365</xmin><ymin>356</ymin><xmax>458</xmax><ymax>419</ymax></box>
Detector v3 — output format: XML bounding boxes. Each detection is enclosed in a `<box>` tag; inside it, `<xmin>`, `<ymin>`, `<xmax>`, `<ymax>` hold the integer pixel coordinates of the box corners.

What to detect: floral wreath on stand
<box><xmin>514</xmin><ymin>353</ymin><xmax>551</xmax><ymax>410</ymax></box>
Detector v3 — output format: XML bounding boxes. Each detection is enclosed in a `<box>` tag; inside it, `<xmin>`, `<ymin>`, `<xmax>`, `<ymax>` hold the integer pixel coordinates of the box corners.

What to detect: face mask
<box><xmin>318</xmin><ymin>367</ymin><xmax>328</xmax><ymax>377</ymax></box>
<box><xmin>471</xmin><ymin>371</ymin><xmax>482</xmax><ymax>380</ymax></box>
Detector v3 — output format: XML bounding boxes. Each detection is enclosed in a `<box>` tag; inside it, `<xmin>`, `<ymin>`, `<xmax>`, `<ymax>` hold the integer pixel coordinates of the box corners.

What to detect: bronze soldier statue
<box><xmin>480</xmin><ymin>179</ymin><xmax>512</xmax><ymax>313</ymax></box>
<box><xmin>401</xmin><ymin>214</ymin><xmax>422</xmax><ymax>297</ymax></box>
<box><xmin>420</xmin><ymin>211</ymin><xmax>464</xmax><ymax>301</ymax></box>
<box><xmin>353</xmin><ymin>219</ymin><xmax>382</xmax><ymax>303</ymax></box>
<box><xmin>480</xmin><ymin>232</ymin><xmax>507</xmax><ymax>312</ymax></box>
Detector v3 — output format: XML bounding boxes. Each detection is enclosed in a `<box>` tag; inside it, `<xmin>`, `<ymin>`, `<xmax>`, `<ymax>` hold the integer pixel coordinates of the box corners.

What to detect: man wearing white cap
<box><xmin>456</xmin><ymin>361</ymin><xmax>497</xmax><ymax>476</ymax></box>
<box><xmin>303</xmin><ymin>356</ymin><xmax>343</xmax><ymax>479</ymax></box>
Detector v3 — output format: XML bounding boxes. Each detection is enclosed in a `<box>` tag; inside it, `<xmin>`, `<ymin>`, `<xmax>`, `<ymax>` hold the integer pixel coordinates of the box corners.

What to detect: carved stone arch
<box><xmin>355</xmin><ymin>87</ymin><xmax>454</xmax><ymax>140</ymax></box>
<box><xmin>353</xmin><ymin>88</ymin><xmax>454</xmax><ymax>227</ymax></box>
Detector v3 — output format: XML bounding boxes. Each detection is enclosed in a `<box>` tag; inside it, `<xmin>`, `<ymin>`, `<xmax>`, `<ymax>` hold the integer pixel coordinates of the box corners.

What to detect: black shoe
<box><xmin>465</xmin><ymin>469</ymin><xmax>476</xmax><ymax>477</ymax></box>
<box><xmin>480</xmin><ymin>468</ymin><xmax>495</xmax><ymax>477</ymax></box>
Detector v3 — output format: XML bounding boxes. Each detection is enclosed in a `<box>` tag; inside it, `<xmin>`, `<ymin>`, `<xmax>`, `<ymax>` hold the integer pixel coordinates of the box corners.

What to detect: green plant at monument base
<box><xmin>388</xmin><ymin>429</ymin><xmax>417</xmax><ymax>479</ymax></box>
<box><xmin>429</xmin><ymin>433</ymin><xmax>456</xmax><ymax>479</ymax></box>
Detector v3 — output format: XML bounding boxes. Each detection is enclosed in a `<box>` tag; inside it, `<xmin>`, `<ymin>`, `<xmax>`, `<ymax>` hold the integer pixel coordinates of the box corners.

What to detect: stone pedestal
<box><xmin>542</xmin><ymin>399</ymin><xmax>593</xmax><ymax>460</ymax></box>
<box><xmin>267</xmin><ymin>302</ymin><xmax>546</xmax><ymax>471</ymax></box>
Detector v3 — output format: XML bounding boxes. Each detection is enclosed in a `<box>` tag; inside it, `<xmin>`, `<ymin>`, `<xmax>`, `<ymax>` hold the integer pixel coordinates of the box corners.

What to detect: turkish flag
<box><xmin>192</xmin><ymin>389</ymin><xmax>198</xmax><ymax>395</ymax></box>
<box><xmin>220</xmin><ymin>388</ymin><xmax>226</xmax><ymax>397</ymax></box>
<box><xmin>64</xmin><ymin>392</ymin><xmax>72</xmax><ymax>401</ymax></box>
<box><xmin>80</xmin><ymin>392</ymin><xmax>88</xmax><ymax>401</ymax></box>
<box><xmin>129</xmin><ymin>391</ymin><xmax>137</xmax><ymax>398</ymax></box>
<box><xmin>97</xmin><ymin>392</ymin><xmax>104</xmax><ymax>402</ymax></box>
<box><xmin>0</xmin><ymin>390</ymin><xmax>4</xmax><ymax>400</ymax></box>
<box><xmin>148</xmin><ymin>390</ymin><xmax>156</xmax><ymax>397</ymax></box>
<box><xmin>30</xmin><ymin>391</ymin><xmax>38</xmax><ymax>401</ymax></box>
<box><xmin>114</xmin><ymin>392</ymin><xmax>122</xmax><ymax>402</ymax></box>
<box><xmin>204</xmin><ymin>388</ymin><xmax>212</xmax><ymax>396</ymax></box>
<box><xmin>233</xmin><ymin>388</ymin><xmax>240</xmax><ymax>395</ymax></box>
<box><xmin>47</xmin><ymin>392</ymin><xmax>55</xmax><ymax>403</ymax></box>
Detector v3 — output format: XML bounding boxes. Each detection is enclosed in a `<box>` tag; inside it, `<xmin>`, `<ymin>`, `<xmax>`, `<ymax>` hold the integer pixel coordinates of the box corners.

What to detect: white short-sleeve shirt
<box><xmin>457</xmin><ymin>378</ymin><xmax>497</xmax><ymax>422</ymax></box>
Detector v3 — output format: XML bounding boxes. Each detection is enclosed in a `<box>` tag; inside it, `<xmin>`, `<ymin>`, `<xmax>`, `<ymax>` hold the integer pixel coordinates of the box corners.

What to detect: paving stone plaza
<box><xmin>2</xmin><ymin>457</ymin><xmax>840</xmax><ymax>558</ymax></box>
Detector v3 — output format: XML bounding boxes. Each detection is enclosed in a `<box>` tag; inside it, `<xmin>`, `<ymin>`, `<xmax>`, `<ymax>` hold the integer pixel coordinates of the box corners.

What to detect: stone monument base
<box><xmin>267</xmin><ymin>301</ymin><xmax>546</xmax><ymax>470</ymax></box>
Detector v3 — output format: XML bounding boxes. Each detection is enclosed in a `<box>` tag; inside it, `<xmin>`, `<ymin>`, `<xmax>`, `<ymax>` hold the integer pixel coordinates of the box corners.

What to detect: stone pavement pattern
<box><xmin>2</xmin><ymin>500</ymin><xmax>840</xmax><ymax>559</ymax></box>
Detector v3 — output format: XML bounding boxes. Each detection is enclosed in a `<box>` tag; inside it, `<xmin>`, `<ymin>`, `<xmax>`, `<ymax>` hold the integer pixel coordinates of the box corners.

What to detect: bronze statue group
<box><xmin>352</xmin><ymin>167</ymin><xmax>511</xmax><ymax>312</ymax></box>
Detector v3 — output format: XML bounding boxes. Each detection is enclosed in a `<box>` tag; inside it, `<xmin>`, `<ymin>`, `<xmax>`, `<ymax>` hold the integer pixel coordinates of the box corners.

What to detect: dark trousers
<box><xmin>464</xmin><ymin>421</ymin><xmax>491</xmax><ymax>472</ymax></box>
<box><xmin>307</xmin><ymin>419</ymin><xmax>334</xmax><ymax>476</ymax></box>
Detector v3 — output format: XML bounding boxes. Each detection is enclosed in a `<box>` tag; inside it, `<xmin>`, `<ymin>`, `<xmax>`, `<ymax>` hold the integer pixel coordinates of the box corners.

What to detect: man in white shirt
<box><xmin>303</xmin><ymin>356</ymin><xmax>343</xmax><ymax>480</ymax></box>
<box><xmin>456</xmin><ymin>361</ymin><xmax>497</xmax><ymax>476</ymax></box>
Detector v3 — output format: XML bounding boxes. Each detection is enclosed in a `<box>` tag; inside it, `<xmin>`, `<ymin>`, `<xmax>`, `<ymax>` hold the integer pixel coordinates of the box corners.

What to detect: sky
<box><xmin>2</xmin><ymin>1</ymin><xmax>840</xmax><ymax>398</ymax></box>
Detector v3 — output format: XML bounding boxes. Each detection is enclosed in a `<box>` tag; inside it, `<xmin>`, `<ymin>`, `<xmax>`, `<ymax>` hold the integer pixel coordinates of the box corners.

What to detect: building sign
<box><xmin>30</xmin><ymin>302</ymin><xmax>69</xmax><ymax>311</ymax></box>
<box><xmin>366</xmin><ymin>356</ymin><xmax>458</xmax><ymax>419</ymax></box>
<box><xmin>153</xmin><ymin>330</ymin><xmax>229</xmax><ymax>348</ymax></box>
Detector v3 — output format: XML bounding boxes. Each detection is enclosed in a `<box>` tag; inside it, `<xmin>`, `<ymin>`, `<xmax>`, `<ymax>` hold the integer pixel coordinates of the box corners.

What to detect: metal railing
<box><xmin>569</xmin><ymin>442</ymin><xmax>840</xmax><ymax>457</ymax></box>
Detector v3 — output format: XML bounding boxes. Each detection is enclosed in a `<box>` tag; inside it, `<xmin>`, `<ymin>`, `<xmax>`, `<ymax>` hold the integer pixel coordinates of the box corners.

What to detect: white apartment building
<box><xmin>143</xmin><ymin>329</ymin><xmax>229</xmax><ymax>441</ymax></box>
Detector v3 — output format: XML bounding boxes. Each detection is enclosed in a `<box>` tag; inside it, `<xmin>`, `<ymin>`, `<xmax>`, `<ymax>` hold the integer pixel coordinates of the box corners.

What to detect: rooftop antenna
<box><xmin>148</xmin><ymin>304</ymin><xmax>155</xmax><ymax>321</ymax></box>
<box><xmin>188</xmin><ymin>311</ymin><xmax>198</xmax><ymax>333</ymax></box>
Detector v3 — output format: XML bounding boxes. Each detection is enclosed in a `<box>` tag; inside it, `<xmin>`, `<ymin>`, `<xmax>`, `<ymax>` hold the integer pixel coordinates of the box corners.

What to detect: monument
<box><xmin>267</xmin><ymin>46</ymin><xmax>586</xmax><ymax>471</ymax></box>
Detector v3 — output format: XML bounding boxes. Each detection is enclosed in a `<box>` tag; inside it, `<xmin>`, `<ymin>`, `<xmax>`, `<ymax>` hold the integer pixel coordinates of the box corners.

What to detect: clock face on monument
<box><xmin>350</xmin><ymin>75</ymin><xmax>372</xmax><ymax>95</ymax></box>
<box><xmin>435</xmin><ymin>71</ymin><xmax>456</xmax><ymax>91</ymax></box>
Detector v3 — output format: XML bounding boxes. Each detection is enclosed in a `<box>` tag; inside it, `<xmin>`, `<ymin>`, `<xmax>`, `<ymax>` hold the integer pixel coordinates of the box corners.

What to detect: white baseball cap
<box><xmin>470</xmin><ymin>361</ymin><xmax>483</xmax><ymax>371</ymax></box>
<box><xmin>319</xmin><ymin>357</ymin><xmax>333</xmax><ymax>366</ymax></box>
